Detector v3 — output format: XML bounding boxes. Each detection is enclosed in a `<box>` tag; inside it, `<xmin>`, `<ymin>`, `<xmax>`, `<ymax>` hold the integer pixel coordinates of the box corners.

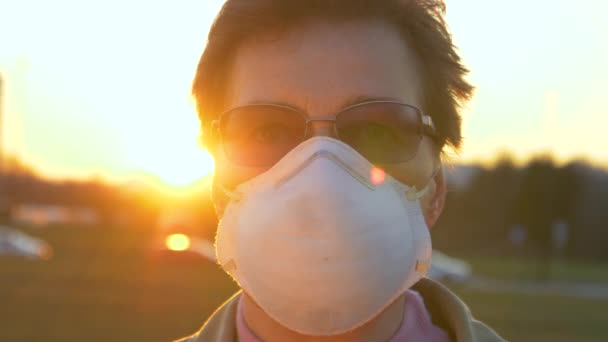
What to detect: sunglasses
<box><xmin>213</xmin><ymin>100</ymin><xmax>437</xmax><ymax>167</ymax></box>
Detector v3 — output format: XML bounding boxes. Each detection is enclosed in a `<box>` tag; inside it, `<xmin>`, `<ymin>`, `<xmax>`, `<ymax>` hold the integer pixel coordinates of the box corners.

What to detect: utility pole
<box><xmin>0</xmin><ymin>71</ymin><xmax>4</xmax><ymax>173</ymax></box>
<box><xmin>0</xmin><ymin>71</ymin><xmax>5</xmax><ymax>221</ymax></box>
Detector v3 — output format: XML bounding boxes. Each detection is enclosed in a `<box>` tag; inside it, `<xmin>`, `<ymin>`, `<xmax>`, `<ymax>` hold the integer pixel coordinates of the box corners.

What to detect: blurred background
<box><xmin>0</xmin><ymin>0</ymin><xmax>607</xmax><ymax>341</ymax></box>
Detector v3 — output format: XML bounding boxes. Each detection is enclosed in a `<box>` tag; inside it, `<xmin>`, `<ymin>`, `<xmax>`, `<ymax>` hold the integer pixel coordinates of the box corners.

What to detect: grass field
<box><xmin>1</xmin><ymin>225</ymin><xmax>607</xmax><ymax>341</ymax></box>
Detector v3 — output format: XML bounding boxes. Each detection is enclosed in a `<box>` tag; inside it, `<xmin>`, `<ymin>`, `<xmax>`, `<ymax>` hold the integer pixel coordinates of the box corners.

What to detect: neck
<box><xmin>242</xmin><ymin>293</ymin><xmax>405</xmax><ymax>342</ymax></box>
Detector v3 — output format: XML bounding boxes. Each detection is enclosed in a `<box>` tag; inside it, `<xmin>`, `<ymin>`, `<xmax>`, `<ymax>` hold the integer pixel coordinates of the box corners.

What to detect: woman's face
<box><xmin>214</xmin><ymin>19</ymin><xmax>445</xmax><ymax>225</ymax></box>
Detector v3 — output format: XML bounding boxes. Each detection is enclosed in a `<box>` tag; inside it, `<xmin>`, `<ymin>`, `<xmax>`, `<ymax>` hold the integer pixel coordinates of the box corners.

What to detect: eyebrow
<box><xmin>240</xmin><ymin>95</ymin><xmax>405</xmax><ymax>114</ymax></box>
<box><xmin>338</xmin><ymin>95</ymin><xmax>404</xmax><ymax>110</ymax></box>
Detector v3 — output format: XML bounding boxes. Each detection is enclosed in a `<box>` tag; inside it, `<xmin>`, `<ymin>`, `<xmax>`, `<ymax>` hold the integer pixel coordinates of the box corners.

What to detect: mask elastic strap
<box><xmin>406</xmin><ymin>185</ymin><xmax>429</xmax><ymax>201</ymax></box>
<box><xmin>405</xmin><ymin>163</ymin><xmax>442</xmax><ymax>201</ymax></box>
<box><xmin>415</xmin><ymin>260</ymin><xmax>431</xmax><ymax>273</ymax></box>
<box><xmin>216</xmin><ymin>184</ymin><xmax>241</xmax><ymax>272</ymax></box>
<box><xmin>217</xmin><ymin>183</ymin><xmax>244</xmax><ymax>203</ymax></box>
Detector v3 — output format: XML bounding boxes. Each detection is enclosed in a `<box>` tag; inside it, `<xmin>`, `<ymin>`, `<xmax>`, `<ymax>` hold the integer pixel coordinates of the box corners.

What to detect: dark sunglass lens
<box><xmin>220</xmin><ymin>106</ymin><xmax>307</xmax><ymax>166</ymax></box>
<box><xmin>336</xmin><ymin>103</ymin><xmax>423</xmax><ymax>163</ymax></box>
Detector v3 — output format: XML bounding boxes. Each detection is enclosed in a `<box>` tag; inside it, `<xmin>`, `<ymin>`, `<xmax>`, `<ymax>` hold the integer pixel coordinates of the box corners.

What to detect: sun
<box><xmin>151</xmin><ymin>147</ymin><xmax>215</xmax><ymax>188</ymax></box>
<box><xmin>122</xmin><ymin>95</ymin><xmax>216</xmax><ymax>188</ymax></box>
<box><xmin>134</xmin><ymin>131</ymin><xmax>215</xmax><ymax>188</ymax></box>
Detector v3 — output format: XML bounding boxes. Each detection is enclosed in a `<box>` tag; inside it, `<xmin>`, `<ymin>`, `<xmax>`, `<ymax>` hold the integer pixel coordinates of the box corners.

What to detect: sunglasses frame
<box><xmin>212</xmin><ymin>100</ymin><xmax>437</xmax><ymax>166</ymax></box>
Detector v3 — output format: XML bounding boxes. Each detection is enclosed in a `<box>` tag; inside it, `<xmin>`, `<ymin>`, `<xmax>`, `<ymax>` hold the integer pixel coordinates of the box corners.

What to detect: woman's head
<box><xmin>196</xmin><ymin>2</ymin><xmax>475</xmax><ymax>336</ymax></box>
<box><xmin>193</xmin><ymin>0</ymin><xmax>473</xmax><ymax>224</ymax></box>
<box><xmin>194</xmin><ymin>0</ymin><xmax>472</xmax><ymax>150</ymax></box>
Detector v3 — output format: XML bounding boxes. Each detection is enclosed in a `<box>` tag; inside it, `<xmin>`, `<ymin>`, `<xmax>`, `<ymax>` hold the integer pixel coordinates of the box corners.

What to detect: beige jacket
<box><xmin>178</xmin><ymin>278</ymin><xmax>505</xmax><ymax>342</ymax></box>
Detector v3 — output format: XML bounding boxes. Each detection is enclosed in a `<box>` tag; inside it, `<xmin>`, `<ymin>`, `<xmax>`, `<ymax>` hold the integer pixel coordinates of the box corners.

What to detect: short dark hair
<box><xmin>192</xmin><ymin>0</ymin><xmax>473</xmax><ymax>151</ymax></box>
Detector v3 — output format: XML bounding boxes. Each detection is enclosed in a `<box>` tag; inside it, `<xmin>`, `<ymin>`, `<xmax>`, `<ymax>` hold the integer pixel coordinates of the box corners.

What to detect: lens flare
<box><xmin>370</xmin><ymin>167</ymin><xmax>386</xmax><ymax>185</ymax></box>
<box><xmin>165</xmin><ymin>234</ymin><xmax>191</xmax><ymax>252</ymax></box>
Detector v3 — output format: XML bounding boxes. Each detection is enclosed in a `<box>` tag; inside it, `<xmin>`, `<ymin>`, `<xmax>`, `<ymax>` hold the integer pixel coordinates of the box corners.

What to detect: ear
<box><xmin>198</xmin><ymin>122</ymin><xmax>220</xmax><ymax>155</ymax></box>
<box><xmin>423</xmin><ymin>163</ymin><xmax>446</xmax><ymax>229</ymax></box>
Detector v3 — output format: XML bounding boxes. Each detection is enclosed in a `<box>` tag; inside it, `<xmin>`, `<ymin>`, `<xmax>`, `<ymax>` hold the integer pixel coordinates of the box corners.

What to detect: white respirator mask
<box><xmin>215</xmin><ymin>136</ymin><xmax>433</xmax><ymax>336</ymax></box>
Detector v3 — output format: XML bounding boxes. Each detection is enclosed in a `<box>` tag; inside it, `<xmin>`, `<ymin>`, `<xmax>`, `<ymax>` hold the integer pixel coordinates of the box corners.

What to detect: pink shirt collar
<box><xmin>236</xmin><ymin>290</ymin><xmax>449</xmax><ymax>342</ymax></box>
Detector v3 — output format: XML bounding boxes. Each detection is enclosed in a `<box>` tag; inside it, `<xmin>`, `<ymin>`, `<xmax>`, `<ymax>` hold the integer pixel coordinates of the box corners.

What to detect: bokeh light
<box><xmin>165</xmin><ymin>234</ymin><xmax>191</xmax><ymax>252</ymax></box>
<box><xmin>370</xmin><ymin>167</ymin><xmax>386</xmax><ymax>185</ymax></box>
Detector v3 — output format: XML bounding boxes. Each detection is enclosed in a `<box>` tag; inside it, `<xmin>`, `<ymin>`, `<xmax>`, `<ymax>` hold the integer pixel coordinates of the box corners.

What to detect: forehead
<box><xmin>225</xmin><ymin>19</ymin><xmax>423</xmax><ymax>114</ymax></box>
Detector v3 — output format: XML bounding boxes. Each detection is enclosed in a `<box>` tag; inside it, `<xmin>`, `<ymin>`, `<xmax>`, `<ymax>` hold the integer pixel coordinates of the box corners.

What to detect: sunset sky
<box><xmin>0</xmin><ymin>0</ymin><xmax>606</xmax><ymax>185</ymax></box>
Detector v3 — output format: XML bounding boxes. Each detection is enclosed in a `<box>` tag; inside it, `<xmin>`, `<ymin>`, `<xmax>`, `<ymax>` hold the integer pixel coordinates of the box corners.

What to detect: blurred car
<box><xmin>427</xmin><ymin>250</ymin><xmax>473</xmax><ymax>283</ymax></box>
<box><xmin>150</xmin><ymin>207</ymin><xmax>473</xmax><ymax>280</ymax></box>
<box><xmin>0</xmin><ymin>225</ymin><xmax>53</xmax><ymax>260</ymax></box>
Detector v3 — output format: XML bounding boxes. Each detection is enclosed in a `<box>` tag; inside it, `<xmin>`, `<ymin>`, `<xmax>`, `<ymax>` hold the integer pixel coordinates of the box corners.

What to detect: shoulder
<box><xmin>174</xmin><ymin>292</ymin><xmax>242</xmax><ymax>342</ymax></box>
<box><xmin>413</xmin><ymin>278</ymin><xmax>506</xmax><ymax>342</ymax></box>
<box><xmin>471</xmin><ymin>319</ymin><xmax>506</xmax><ymax>342</ymax></box>
<box><xmin>177</xmin><ymin>282</ymin><xmax>507</xmax><ymax>342</ymax></box>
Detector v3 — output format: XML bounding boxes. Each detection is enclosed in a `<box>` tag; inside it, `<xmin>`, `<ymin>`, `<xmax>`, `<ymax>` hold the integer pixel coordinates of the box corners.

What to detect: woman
<box><xmin>180</xmin><ymin>1</ymin><xmax>504</xmax><ymax>341</ymax></box>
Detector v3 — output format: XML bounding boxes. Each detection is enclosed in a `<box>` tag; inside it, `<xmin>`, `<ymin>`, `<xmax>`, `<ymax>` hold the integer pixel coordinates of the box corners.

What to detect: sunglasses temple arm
<box><xmin>421</xmin><ymin>115</ymin><xmax>438</xmax><ymax>137</ymax></box>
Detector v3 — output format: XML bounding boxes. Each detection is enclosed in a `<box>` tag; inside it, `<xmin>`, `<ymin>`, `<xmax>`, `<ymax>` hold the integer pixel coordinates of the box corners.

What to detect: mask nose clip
<box><xmin>312</xmin><ymin>149</ymin><xmax>335</xmax><ymax>160</ymax></box>
<box><xmin>274</xmin><ymin>147</ymin><xmax>376</xmax><ymax>190</ymax></box>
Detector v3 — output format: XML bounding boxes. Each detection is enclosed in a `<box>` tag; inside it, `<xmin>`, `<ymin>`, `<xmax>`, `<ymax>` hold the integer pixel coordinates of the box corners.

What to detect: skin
<box><xmin>212</xmin><ymin>19</ymin><xmax>447</xmax><ymax>342</ymax></box>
